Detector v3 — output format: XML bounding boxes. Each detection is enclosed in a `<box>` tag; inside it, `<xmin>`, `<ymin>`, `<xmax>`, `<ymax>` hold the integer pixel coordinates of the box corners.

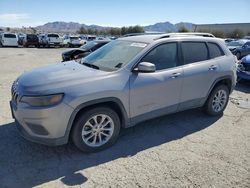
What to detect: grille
<box><xmin>11</xmin><ymin>81</ymin><xmax>19</xmax><ymax>104</ymax></box>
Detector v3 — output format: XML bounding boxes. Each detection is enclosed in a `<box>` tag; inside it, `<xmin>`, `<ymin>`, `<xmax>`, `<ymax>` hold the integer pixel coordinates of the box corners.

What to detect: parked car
<box><xmin>45</xmin><ymin>33</ymin><xmax>63</xmax><ymax>47</ymax></box>
<box><xmin>80</xmin><ymin>35</ymin><xmax>96</xmax><ymax>41</ymax></box>
<box><xmin>10</xmin><ymin>34</ymin><xmax>237</xmax><ymax>152</ymax></box>
<box><xmin>62</xmin><ymin>40</ymin><xmax>110</xmax><ymax>62</ymax></box>
<box><xmin>224</xmin><ymin>38</ymin><xmax>235</xmax><ymax>43</ymax></box>
<box><xmin>227</xmin><ymin>39</ymin><xmax>250</xmax><ymax>59</ymax></box>
<box><xmin>237</xmin><ymin>54</ymin><xmax>250</xmax><ymax>81</ymax></box>
<box><xmin>0</xmin><ymin>33</ymin><xmax>18</xmax><ymax>47</ymax></box>
<box><xmin>22</xmin><ymin>34</ymin><xmax>39</xmax><ymax>47</ymax></box>
<box><xmin>38</xmin><ymin>34</ymin><xmax>47</xmax><ymax>47</ymax></box>
<box><xmin>63</xmin><ymin>36</ymin><xmax>86</xmax><ymax>47</ymax></box>
<box><xmin>17</xmin><ymin>33</ymin><xmax>25</xmax><ymax>45</ymax></box>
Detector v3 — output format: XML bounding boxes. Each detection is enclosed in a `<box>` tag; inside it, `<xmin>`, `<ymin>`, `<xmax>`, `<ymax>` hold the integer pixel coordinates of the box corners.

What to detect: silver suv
<box><xmin>10</xmin><ymin>34</ymin><xmax>237</xmax><ymax>152</ymax></box>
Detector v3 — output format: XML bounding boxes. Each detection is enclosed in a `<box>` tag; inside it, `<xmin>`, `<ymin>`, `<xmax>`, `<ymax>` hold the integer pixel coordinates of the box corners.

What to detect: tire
<box><xmin>71</xmin><ymin>107</ymin><xmax>121</xmax><ymax>152</ymax></box>
<box><xmin>204</xmin><ymin>85</ymin><xmax>229</xmax><ymax>116</ymax></box>
<box><xmin>236</xmin><ymin>52</ymin><xmax>241</xmax><ymax>60</ymax></box>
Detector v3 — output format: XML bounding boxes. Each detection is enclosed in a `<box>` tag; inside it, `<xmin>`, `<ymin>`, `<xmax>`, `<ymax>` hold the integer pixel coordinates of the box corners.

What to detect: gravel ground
<box><xmin>0</xmin><ymin>48</ymin><xmax>249</xmax><ymax>188</ymax></box>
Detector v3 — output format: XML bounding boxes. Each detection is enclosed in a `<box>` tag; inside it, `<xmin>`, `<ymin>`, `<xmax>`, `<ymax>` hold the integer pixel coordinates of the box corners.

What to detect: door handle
<box><xmin>170</xmin><ymin>72</ymin><xmax>181</xmax><ymax>78</ymax></box>
<box><xmin>208</xmin><ymin>65</ymin><xmax>217</xmax><ymax>71</ymax></box>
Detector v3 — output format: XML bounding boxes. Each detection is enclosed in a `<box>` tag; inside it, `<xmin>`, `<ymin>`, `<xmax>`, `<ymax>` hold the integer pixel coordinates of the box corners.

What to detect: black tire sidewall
<box><xmin>71</xmin><ymin>107</ymin><xmax>121</xmax><ymax>152</ymax></box>
<box><xmin>205</xmin><ymin>85</ymin><xmax>229</xmax><ymax>116</ymax></box>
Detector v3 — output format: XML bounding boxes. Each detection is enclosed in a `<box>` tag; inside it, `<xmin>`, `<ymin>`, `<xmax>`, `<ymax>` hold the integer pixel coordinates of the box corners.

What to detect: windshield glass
<box><xmin>80</xmin><ymin>41</ymin><xmax>98</xmax><ymax>50</ymax></box>
<box><xmin>4</xmin><ymin>34</ymin><xmax>16</xmax><ymax>38</ymax></box>
<box><xmin>48</xmin><ymin>34</ymin><xmax>59</xmax><ymax>38</ymax></box>
<box><xmin>27</xmin><ymin>34</ymin><xmax>38</xmax><ymax>40</ymax></box>
<box><xmin>70</xmin><ymin>37</ymin><xmax>79</xmax><ymax>40</ymax></box>
<box><xmin>80</xmin><ymin>40</ymin><xmax>147</xmax><ymax>71</ymax></box>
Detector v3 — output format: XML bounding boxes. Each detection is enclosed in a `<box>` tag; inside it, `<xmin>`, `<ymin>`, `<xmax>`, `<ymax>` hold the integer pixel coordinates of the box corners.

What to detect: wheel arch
<box><xmin>205</xmin><ymin>75</ymin><xmax>233</xmax><ymax>104</ymax></box>
<box><xmin>64</xmin><ymin>97</ymin><xmax>129</xmax><ymax>142</ymax></box>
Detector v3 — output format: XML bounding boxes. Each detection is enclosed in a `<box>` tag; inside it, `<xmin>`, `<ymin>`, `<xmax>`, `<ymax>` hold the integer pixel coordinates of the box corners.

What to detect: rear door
<box><xmin>179</xmin><ymin>41</ymin><xmax>224</xmax><ymax>110</ymax></box>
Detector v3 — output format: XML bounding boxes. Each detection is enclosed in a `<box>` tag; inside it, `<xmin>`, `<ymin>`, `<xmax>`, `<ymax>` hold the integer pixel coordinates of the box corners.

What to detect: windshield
<box><xmin>4</xmin><ymin>34</ymin><xmax>16</xmax><ymax>38</ymax></box>
<box><xmin>80</xmin><ymin>41</ymin><xmax>98</xmax><ymax>50</ymax></box>
<box><xmin>70</xmin><ymin>37</ymin><xmax>79</xmax><ymax>40</ymax></box>
<box><xmin>48</xmin><ymin>34</ymin><xmax>59</xmax><ymax>38</ymax></box>
<box><xmin>227</xmin><ymin>41</ymin><xmax>245</xmax><ymax>47</ymax></box>
<box><xmin>80</xmin><ymin>40</ymin><xmax>147</xmax><ymax>71</ymax></box>
<box><xmin>27</xmin><ymin>34</ymin><xmax>38</xmax><ymax>40</ymax></box>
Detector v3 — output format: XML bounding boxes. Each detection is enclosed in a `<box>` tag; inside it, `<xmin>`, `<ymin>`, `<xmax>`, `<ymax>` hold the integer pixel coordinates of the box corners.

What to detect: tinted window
<box><xmin>4</xmin><ymin>34</ymin><xmax>16</xmax><ymax>38</ymax></box>
<box><xmin>27</xmin><ymin>34</ymin><xmax>38</xmax><ymax>40</ymax></box>
<box><xmin>141</xmin><ymin>43</ymin><xmax>178</xmax><ymax>70</ymax></box>
<box><xmin>48</xmin><ymin>34</ymin><xmax>59</xmax><ymax>38</ymax></box>
<box><xmin>245</xmin><ymin>42</ymin><xmax>250</xmax><ymax>46</ymax></box>
<box><xmin>91</xmin><ymin>43</ymin><xmax>106</xmax><ymax>51</ymax></box>
<box><xmin>182</xmin><ymin>42</ymin><xmax>208</xmax><ymax>64</ymax></box>
<box><xmin>207</xmin><ymin>43</ymin><xmax>224</xmax><ymax>58</ymax></box>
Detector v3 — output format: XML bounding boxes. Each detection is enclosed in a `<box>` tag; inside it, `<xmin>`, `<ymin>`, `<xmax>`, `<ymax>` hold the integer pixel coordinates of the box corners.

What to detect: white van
<box><xmin>0</xmin><ymin>33</ymin><xmax>18</xmax><ymax>47</ymax></box>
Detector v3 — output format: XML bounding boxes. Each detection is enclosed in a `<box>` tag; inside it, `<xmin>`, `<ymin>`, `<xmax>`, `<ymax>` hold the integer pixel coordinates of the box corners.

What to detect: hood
<box><xmin>17</xmin><ymin>61</ymin><xmax>109</xmax><ymax>94</ymax></box>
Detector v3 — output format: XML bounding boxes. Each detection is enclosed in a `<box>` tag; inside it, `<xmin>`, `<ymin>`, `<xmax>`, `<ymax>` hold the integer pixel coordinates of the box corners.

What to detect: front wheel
<box><xmin>204</xmin><ymin>85</ymin><xmax>229</xmax><ymax>116</ymax></box>
<box><xmin>71</xmin><ymin>107</ymin><xmax>121</xmax><ymax>152</ymax></box>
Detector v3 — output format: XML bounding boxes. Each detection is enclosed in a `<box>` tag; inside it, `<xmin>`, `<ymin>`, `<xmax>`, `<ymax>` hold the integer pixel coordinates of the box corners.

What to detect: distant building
<box><xmin>193</xmin><ymin>23</ymin><xmax>250</xmax><ymax>35</ymax></box>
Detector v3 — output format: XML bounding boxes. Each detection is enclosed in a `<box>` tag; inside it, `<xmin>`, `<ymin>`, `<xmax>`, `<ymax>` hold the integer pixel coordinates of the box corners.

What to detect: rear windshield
<box><xmin>48</xmin><ymin>34</ymin><xmax>59</xmax><ymax>38</ymax></box>
<box><xmin>80</xmin><ymin>41</ymin><xmax>98</xmax><ymax>50</ymax></box>
<box><xmin>4</xmin><ymin>34</ymin><xmax>16</xmax><ymax>38</ymax></box>
<box><xmin>27</xmin><ymin>34</ymin><xmax>38</xmax><ymax>40</ymax></box>
<box><xmin>70</xmin><ymin>37</ymin><xmax>79</xmax><ymax>40</ymax></box>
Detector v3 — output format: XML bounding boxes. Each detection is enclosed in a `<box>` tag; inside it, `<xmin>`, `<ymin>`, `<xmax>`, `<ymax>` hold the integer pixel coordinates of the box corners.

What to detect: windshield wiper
<box><xmin>81</xmin><ymin>62</ymin><xmax>100</xmax><ymax>70</ymax></box>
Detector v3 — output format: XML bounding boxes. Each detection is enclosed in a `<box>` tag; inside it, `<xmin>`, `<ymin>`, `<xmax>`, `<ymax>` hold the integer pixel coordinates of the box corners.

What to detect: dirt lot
<box><xmin>0</xmin><ymin>48</ymin><xmax>250</xmax><ymax>188</ymax></box>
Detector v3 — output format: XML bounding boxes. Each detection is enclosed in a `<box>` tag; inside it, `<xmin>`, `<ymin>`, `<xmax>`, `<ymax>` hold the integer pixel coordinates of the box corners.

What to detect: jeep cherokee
<box><xmin>10</xmin><ymin>34</ymin><xmax>237</xmax><ymax>152</ymax></box>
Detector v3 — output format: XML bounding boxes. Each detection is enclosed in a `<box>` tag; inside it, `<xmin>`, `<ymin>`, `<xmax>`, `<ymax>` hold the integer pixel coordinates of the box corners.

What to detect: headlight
<box><xmin>20</xmin><ymin>94</ymin><xmax>64</xmax><ymax>107</ymax></box>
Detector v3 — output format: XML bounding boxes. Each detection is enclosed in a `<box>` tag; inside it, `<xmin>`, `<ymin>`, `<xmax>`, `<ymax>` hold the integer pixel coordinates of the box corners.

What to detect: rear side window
<box><xmin>181</xmin><ymin>42</ymin><xmax>208</xmax><ymax>64</ymax></box>
<box><xmin>4</xmin><ymin>34</ymin><xmax>16</xmax><ymax>38</ymax></box>
<box><xmin>207</xmin><ymin>42</ymin><xmax>224</xmax><ymax>58</ymax></box>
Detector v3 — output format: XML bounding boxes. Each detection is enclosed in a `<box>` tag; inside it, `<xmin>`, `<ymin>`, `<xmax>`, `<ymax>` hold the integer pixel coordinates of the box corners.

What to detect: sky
<box><xmin>0</xmin><ymin>0</ymin><xmax>249</xmax><ymax>27</ymax></box>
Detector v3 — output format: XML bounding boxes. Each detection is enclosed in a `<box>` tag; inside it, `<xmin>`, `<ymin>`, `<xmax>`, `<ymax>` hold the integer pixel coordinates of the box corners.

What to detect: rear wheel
<box><xmin>204</xmin><ymin>85</ymin><xmax>229</xmax><ymax>116</ymax></box>
<box><xmin>71</xmin><ymin>107</ymin><xmax>121</xmax><ymax>152</ymax></box>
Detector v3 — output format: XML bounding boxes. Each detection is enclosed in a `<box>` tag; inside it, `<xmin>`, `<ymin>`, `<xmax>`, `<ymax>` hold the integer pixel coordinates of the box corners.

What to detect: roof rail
<box><xmin>154</xmin><ymin>32</ymin><xmax>215</xmax><ymax>40</ymax></box>
<box><xmin>122</xmin><ymin>32</ymin><xmax>165</xmax><ymax>37</ymax></box>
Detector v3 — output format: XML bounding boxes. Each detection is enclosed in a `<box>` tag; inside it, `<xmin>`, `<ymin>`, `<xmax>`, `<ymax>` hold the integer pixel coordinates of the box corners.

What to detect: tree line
<box><xmin>77</xmin><ymin>25</ymin><xmax>144</xmax><ymax>36</ymax></box>
<box><xmin>178</xmin><ymin>26</ymin><xmax>250</xmax><ymax>39</ymax></box>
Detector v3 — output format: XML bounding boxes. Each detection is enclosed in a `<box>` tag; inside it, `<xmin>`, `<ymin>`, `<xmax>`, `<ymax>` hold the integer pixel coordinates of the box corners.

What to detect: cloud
<box><xmin>0</xmin><ymin>13</ymin><xmax>30</xmax><ymax>21</ymax></box>
<box><xmin>0</xmin><ymin>13</ymin><xmax>43</xmax><ymax>27</ymax></box>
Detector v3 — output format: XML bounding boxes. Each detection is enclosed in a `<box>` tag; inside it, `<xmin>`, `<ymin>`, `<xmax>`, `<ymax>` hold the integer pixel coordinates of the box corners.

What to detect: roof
<box><xmin>119</xmin><ymin>32</ymin><xmax>217</xmax><ymax>43</ymax></box>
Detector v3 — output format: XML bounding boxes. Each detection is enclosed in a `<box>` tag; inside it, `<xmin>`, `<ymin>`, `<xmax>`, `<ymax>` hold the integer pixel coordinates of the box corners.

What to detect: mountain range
<box><xmin>35</xmin><ymin>21</ymin><xmax>194</xmax><ymax>33</ymax></box>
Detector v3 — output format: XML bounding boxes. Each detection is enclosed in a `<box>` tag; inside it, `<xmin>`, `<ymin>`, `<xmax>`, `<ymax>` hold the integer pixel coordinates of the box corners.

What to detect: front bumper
<box><xmin>10</xmin><ymin>100</ymin><xmax>74</xmax><ymax>146</ymax></box>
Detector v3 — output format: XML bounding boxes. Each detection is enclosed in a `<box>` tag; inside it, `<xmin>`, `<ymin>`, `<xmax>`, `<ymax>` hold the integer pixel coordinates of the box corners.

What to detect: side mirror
<box><xmin>134</xmin><ymin>62</ymin><xmax>156</xmax><ymax>73</ymax></box>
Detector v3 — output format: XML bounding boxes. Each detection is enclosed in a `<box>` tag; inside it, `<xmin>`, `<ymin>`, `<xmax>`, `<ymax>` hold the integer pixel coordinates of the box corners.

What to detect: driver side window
<box><xmin>141</xmin><ymin>43</ymin><xmax>178</xmax><ymax>70</ymax></box>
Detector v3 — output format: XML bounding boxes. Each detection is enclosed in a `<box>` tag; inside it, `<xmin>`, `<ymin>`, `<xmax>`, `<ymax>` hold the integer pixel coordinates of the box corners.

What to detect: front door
<box><xmin>129</xmin><ymin>42</ymin><xmax>183</xmax><ymax>123</ymax></box>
